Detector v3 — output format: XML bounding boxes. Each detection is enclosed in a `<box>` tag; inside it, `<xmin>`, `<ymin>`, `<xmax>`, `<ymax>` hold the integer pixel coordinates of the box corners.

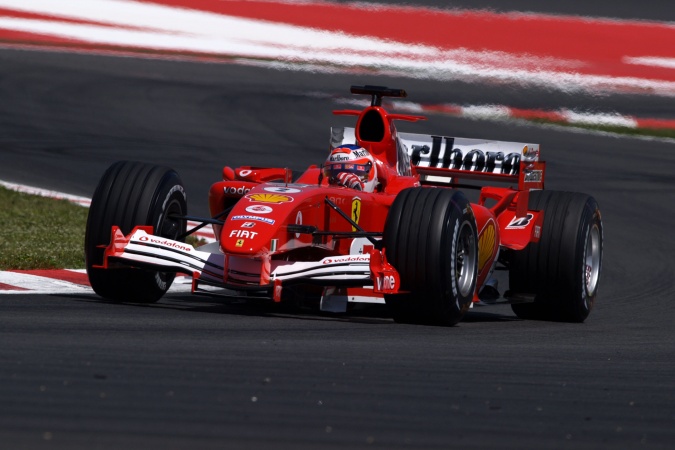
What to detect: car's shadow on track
<box><xmin>62</xmin><ymin>293</ymin><xmax>397</xmax><ymax>325</ymax></box>
<box><xmin>56</xmin><ymin>293</ymin><xmax>520</xmax><ymax>326</ymax></box>
<box><xmin>462</xmin><ymin>310</ymin><xmax>520</xmax><ymax>323</ymax></box>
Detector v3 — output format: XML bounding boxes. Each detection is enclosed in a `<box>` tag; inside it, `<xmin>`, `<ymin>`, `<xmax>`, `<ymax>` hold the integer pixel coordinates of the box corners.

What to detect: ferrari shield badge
<box><xmin>351</xmin><ymin>197</ymin><xmax>361</xmax><ymax>231</ymax></box>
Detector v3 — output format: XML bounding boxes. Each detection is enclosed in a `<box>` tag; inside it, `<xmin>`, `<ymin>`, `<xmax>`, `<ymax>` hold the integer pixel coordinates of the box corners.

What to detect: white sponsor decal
<box><xmin>241</xmin><ymin>222</ymin><xmax>255</xmax><ymax>228</ymax></box>
<box><xmin>224</xmin><ymin>186</ymin><xmax>251</xmax><ymax>195</ymax></box>
<box><xmin>264</xmin><ymin>186</ymin><xmax>301</xmax><ymax>193</ymax></box>
<box><xmin>506</xmin><ymin>213</ymin><xmax>534</xmax><ymax>229</ymax></box>
<box><xmin>238</xmin><ymin>169</ymin><xmax>252</xmax><ymax>177</ymax></box>
<box><xmin>245</xmin><ymin>205</ymin><xmax>273</xmax><ymax>214</ymax></box>
<box><xmin>376</xmin><ymin>275</ymin><xmax>396</xmax><ymax>291</ymax></box>
<box><xmin>329</xmin><ymin>154</ymin><xmax>351</xmax><ymax>162</ymax></box>
<box><xmin>139</xmin><ymin>235</ymin><xmax>192</xmax><ymax>252</ymax></box>
<box><xmin>231</xmin><ymin>215</ymin><xmax>275</xmax><ymax>225</ymax></box>
<box><xmin>229</xmin><ymin>229</ymin><xmax>258</xmax><ymax>239</ymax></box>
<box><xmin>322</xmin><ymin>255</ymin><xmax>369</xmax><ymax>265</ymax></box>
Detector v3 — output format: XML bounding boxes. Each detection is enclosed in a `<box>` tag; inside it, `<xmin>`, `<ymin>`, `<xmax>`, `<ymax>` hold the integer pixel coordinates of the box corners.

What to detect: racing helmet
<box><xmin>324</xmin><ymin>144</ymin><xmax>378</xmax><ymax>192</ymax></box>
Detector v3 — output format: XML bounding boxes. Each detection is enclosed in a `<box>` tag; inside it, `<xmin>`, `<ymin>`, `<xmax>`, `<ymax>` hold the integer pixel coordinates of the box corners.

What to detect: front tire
<box><xmin>85</xmin><ymin>161</ymin><xmax>187</xmax><ymax>303</ymax></box>
<box><xmin>383</xmin><ymin>188</ymin><xmax>478</xmax><ymax>326</ymax></box>
<box><xmin>509</xmin><ymin>190</ymin><xmax>603</xmax><ymax>322</ymax></box>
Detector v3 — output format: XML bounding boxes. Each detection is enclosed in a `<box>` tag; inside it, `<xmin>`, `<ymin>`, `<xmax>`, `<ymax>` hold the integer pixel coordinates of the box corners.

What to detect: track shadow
<box><xmin>462</xmin><ymin>310</ymin><xmax>520</xmax><ymax>323</ymax></box>
<box><xmin>55</xmin><ymin>292</ymin><xmax>520</xmax><ymax>326</ymax></box>
<box><xmin>56</xmin><ymin>292</ymin><xmax>397</xmax><ymax>325</ymax></box>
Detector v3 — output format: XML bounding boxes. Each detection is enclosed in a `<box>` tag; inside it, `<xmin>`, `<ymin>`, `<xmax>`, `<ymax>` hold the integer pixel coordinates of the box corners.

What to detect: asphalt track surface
<box><xmin>1</xmin><ymin>6</ymin><xmax>675</xmax><ymax>450</ymax></box>
<box><xmin>334</xmin><ymin>0</ymin><xmax>675</xmax><ymax>21</ymax></box>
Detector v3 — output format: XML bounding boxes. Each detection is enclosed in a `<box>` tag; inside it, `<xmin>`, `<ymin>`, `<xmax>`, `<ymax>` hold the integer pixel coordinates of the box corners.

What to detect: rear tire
<box><xmin>85</xmin><ymin>161</ymin><xmax>187</xmax><ymax>303</ymax></box>
<box><xmin>509</xmin><ymin>190</ymin><xmax>602</xmax><ymax>322</ymax></box>
<box><xmin>383</xmin><ymin>188</ymin><xmax>478</xmax><ymax>326</ymax></box>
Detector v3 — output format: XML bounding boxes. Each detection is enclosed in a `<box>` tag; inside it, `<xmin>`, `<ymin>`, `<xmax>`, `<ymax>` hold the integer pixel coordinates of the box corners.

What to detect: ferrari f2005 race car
<box><xmin>85</xmin><ymin>86</ymin><xmax>603</xmax><ymax>325</ymax></box>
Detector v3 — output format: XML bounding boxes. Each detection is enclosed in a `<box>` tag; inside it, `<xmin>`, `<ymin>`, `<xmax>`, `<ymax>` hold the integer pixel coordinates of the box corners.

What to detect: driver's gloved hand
<box><xmin>336</xmin><ymin>172</ymin><xmax>363</xmax><ymax>191</ymax></box>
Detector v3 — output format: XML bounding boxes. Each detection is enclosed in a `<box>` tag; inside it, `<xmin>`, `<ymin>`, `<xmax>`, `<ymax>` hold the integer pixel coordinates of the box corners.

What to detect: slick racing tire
<box><xmin>85</xmin><ymin>161</ymin><xmax>187</xmax><ymax>303</ymax></box>
<box><xmin>509</xmin><ymin>191</ymin><xmax>602</xmax><ymax>322</ymax></box>
<box><xmin>383</xmin><ymin>188</ymin><xmax>478</xmax><ymax>326</ymax></box>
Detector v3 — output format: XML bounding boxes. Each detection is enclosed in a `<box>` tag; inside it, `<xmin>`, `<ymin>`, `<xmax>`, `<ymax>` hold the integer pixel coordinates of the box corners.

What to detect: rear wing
<box><xmin>333</xmin><ymin>127</ymin><xmax>545</xmax><ymax>190</ymax></box>
<box><xmin>399</xmin><ymin>131</ymin><xmax>544</xmax><ymax>190</ymax></box>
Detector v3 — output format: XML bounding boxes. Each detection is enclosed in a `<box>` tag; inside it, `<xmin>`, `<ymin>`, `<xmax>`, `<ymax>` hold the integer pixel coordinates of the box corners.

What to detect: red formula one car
<box><xmin>85</xmin><ymin>86</ymin><xmax>603</xmax><ymax>325</ymax></box>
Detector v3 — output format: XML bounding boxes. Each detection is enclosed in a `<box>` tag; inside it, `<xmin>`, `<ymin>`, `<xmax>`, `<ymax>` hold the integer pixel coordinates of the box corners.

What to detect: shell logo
<box><xmin>245</xmin><ymin>193</ymin><xmax>294</xmax><ymax>204</ymax></box>
<box><xmin>477</xmin><ymin>220</ymin><xmax>496</xmax><ymax>272</ymax></box>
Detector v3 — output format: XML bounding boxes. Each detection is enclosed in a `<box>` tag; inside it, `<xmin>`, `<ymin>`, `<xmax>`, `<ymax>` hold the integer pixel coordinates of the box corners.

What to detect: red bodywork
<box><xmin>98</xmin><ymin>88</ymin><xmax>546</xmax><ymax>306</ymax></box>
<box><xmin>198</xmin><ymin>99</ymin><xmax>546</xmax><ymax>302</ymax></box>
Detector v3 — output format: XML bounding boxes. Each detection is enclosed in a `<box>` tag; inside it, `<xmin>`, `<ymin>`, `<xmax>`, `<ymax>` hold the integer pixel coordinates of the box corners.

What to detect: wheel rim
<box><xmin>154</xmin><ymin>197</ymin><xmax>185</xmax><ymax>286</ymax></box>
<box><xmin>158</xmin><ymin>198</ymin><xmax>184</xmax><ymax>240</ymax></box>
<box><xmin>584</xmin><ymin>223</ymin><xmax>601</xmax><ymax>296</ymax></box>
<box><xmin>456</xmin><ymin>222</ymin><xmax>477</xmax><ymax>298</ymax></box>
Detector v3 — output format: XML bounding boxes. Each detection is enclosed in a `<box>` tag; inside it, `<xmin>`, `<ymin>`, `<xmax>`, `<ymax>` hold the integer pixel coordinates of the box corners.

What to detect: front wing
<box><xmin>96</xmin><ymin>226</ymin><xmax>400</xmax><ymax>299</ymax></box>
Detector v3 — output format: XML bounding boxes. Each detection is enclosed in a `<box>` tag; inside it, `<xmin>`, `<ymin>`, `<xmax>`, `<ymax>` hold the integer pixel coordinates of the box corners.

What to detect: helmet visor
<box><xmin>324</xmin><ymin>162</ymin><xmax>372</xmax><ymax>182</ymax></box>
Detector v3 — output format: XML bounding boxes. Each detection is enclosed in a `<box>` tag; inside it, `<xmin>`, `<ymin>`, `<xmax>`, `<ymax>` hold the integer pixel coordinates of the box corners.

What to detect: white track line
<box><xmin>0</xmin><ymin>0</ymin><xmax>673</xmax><ymax>96</ymax></box>
<box><xmin>0</xmin><ymin>270</ymin><xmax>91</xmax><ymax>294</ymax></box>
<box><xmin>0</xmin><ymin>270</ymin><xmax>194</xmax><ymax>295</ymax></box>
<box><xmin>0</xmin><ymin>180</ymin><xmax>92</xmax><ymax>207</ymax></box>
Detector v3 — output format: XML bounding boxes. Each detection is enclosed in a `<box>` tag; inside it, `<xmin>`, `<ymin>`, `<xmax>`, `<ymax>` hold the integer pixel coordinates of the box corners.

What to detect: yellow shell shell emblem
<box><xmin>246</xmin><ymin>193</ymin><xmax>293</xmax><ymax>203</ymax></box>
<box><xmin>477</xmin><ymin>221</ymin><xmax>496</xmax><ymax>272</ymax></box>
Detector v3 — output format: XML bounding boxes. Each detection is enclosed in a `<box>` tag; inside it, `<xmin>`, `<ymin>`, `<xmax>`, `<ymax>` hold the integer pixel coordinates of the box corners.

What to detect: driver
<box><xmin>323</xmin><ymin>145</ymin><xmax>378</xmax><ymax>192</ymax></box>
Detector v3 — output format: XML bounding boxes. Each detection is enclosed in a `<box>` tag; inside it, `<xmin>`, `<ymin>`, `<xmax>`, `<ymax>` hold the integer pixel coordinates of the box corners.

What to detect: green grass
<box><xmin>0</xmin><ymin>186</ymin><xmax>206</xmax><ymax>270</ymax></box>
<box><xmin>0</xmin><ymin>186</ymin><xmax>89</xmax><ymax>270</ymax></box>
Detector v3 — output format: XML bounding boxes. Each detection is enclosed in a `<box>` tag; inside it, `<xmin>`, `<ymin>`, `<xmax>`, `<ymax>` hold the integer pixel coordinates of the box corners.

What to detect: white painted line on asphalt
<box><xmin>333</xmin><ymin>97</ymin><xmax>653</xmax><ymax>130</ymax></box>
<box><xmin>1</xmin><ymin>0</ymin><xmax>673</xmax><ymax>95</ymax></box>
<box><xmin>624</xmin><ymin>56</ymin><xmax>675</xmax><ymax>69</ymax></box>
<box><xmin>0</xmin><ymin>271</ymin><xmax>195</xmax><ymax>295</ymax></box>
<box><xmin>0</xmin><ymin>271</ymin><xmax>90</xmax><ymax>294</ymax></box>
<box><xmin>561</xmin><ymin>110</ymin><xmax>639</xmax><ymax>128</ymax></box>
<box><xmin>0</xmin><ymin>180</ymin><xmax>91</xmax><ymax>206</ymax></box>
<box><xmin>460</xmin><ymin>105</ymin><xmax>512</xmax><ymax>120</ymax></box>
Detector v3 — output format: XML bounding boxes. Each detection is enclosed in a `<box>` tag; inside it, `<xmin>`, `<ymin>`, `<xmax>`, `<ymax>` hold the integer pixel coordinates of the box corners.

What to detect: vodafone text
<box><xmin>376</xmin><ymin>275</ymin><xmax>396</xmax><ymax>291</ymax></box>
